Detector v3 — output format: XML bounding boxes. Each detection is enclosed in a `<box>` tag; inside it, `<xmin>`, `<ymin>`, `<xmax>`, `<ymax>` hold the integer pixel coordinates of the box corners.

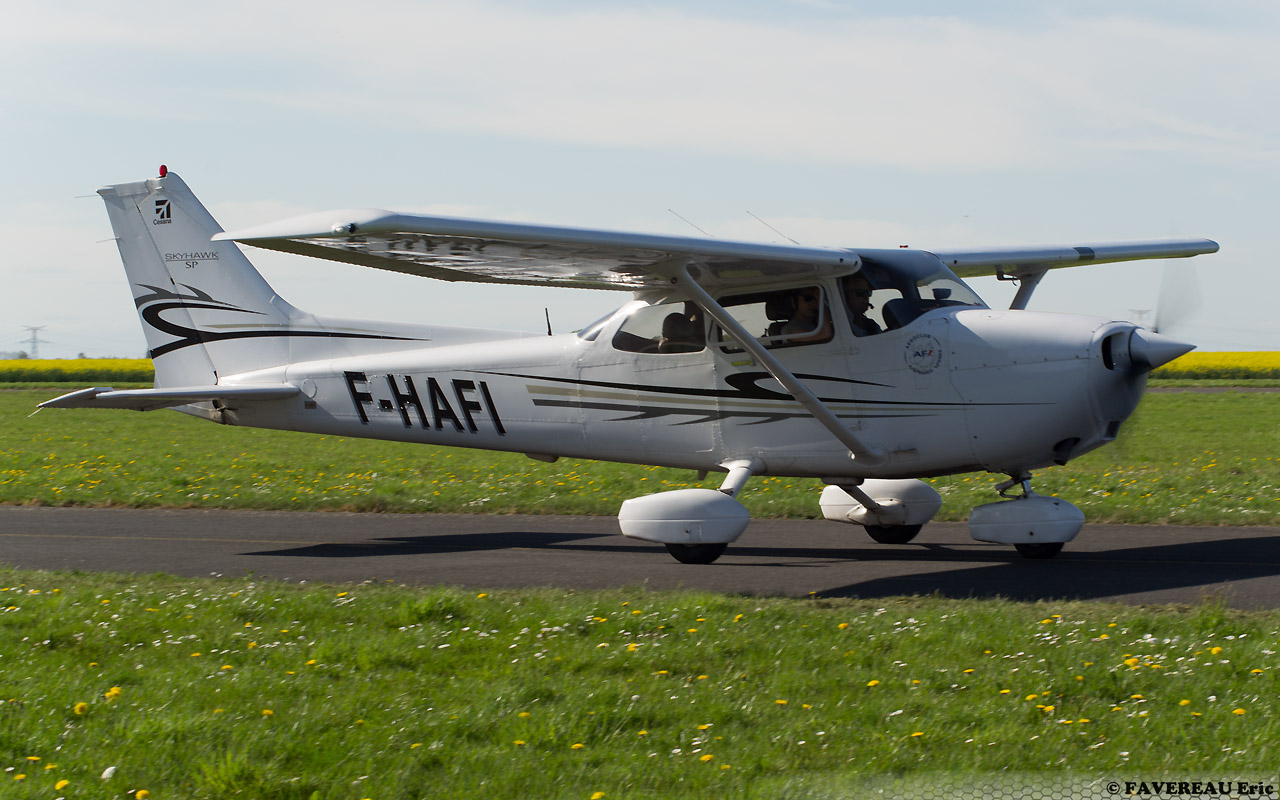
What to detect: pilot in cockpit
<box><xmin>843</xmin><ymin>274</ymin><xmax>883</xmax><ymax>337</ymax></box>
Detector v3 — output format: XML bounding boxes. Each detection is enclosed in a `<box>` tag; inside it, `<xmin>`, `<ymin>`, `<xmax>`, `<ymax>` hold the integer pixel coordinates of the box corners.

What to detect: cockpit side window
<box><xmin>611</xmin><ymin>301</ymin><xmax>706</xmax><ymax>354</ymax></box>
<box><xmin>711</xmin><ymin>285</ymin><xmax>833</xmax><ymax>352</ymax></box>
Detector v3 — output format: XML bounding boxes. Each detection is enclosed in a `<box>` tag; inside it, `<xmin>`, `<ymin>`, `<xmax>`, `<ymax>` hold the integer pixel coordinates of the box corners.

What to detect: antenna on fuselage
<box><xmin>746</xmin><ymin>211</ymin><xmax>800</xmax><ymax>245</ymax></box>
<box><xmin>668</xmin><ymin>209</ymin><xmax>714</xmax><ymax>238</ymax></box>
<box><xmin>545</xmin><ymin>307</ymin><xmax>552</xmax><ymax>336</ymax></box>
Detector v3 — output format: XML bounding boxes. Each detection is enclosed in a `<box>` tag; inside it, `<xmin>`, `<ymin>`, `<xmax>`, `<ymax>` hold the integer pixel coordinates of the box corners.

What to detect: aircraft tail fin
<box><xmin>99</xmin><ymin>169</ymin><xmax>301</xmax><ymax>387</ymax></box>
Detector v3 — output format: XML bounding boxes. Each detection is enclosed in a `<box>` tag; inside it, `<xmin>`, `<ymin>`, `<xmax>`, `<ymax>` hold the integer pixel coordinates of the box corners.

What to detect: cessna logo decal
<box><xmin>153</xmin><ymin>199</ymin><xmax>172</xmax><ymax>225</ymax></box>
<box><xmin>345</xmin><ymin>371</ymin><xmax>506</xmax><ymax>435</ymax></box>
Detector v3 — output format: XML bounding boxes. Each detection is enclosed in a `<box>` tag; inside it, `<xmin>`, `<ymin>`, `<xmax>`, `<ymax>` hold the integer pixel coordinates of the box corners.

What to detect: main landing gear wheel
<box><xmin>664</xmin><ymin>542</ymin><xmax>728</xmax><ymax>564</ymax></box>
<box><xmin>864</xmin><ymin>524</ymin><xmax>923</xmax><ymax>545</ymax></box>
<box><xmin>1015</xmin><ymin>542</ymin><xmax>1064</xmax><ymax>559</ymax></box>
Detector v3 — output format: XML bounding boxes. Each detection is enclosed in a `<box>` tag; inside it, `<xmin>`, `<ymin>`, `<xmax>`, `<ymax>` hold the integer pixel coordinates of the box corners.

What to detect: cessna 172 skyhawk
<box><xmin>43</xmin><ymin>168</ymin><xmax>1218</xmax><ymax>563</ymax></box>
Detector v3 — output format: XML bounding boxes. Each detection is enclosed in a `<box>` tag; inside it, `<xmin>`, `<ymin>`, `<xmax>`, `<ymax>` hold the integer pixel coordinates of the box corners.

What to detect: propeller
<box><xmin>1152</xmin><ymin>259</ymin><xmax>1202</xmax><ymax>335</ymax></box>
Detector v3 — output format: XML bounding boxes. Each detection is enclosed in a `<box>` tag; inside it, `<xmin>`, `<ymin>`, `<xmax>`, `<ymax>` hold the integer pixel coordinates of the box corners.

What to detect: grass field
<box><xmin>2</xmin><ymin>382</ymin><xmax>1278</xmax><ymax>796</ymax></box>
<box><xmin>1</xmin><ymin>569</ymin><xmax>1276</xmax><ymax>799</ymax></box>
<box><xmin>5</xmin><ymin>389</ymin><xmax>1278</xmax><ymax>525</ymax></box>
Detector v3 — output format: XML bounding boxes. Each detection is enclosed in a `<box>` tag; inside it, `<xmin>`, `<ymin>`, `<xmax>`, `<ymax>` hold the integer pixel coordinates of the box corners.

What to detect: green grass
<box><xmin>0</xmin><ymin>569</ymin><xmax>1276</xmax><ymax>799</ymax></box>
<box><xmin>6</xmin><ymin>389</ymin><xmax>1278</xmax><ymax>525</ymax></box>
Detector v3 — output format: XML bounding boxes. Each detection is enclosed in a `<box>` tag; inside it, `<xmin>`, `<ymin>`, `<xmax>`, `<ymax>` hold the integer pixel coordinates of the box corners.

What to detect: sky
<box><xmin>2</xmin><ymin>1</ymin><xmax>1276</xmax><ymax>359</ymax></box>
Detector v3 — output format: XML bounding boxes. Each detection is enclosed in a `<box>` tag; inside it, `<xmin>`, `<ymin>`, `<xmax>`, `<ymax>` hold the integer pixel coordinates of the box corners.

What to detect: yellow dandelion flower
<box><xmin>1250</xmin><ymin>669</ymin><xmax>1264</xmax><ymax>674</ymax></box>
<box><xmin>1210</xmin><ymin>646</ymin><xmax>1223</xmax><ymax>655</ymax></box>
<box><xmin>477</xmin><ymin>593</ymin><xmax>489</xmax><ymax>599</ymax></box>
<box><xmin>911</xmin><ymin>732</ymin><xmax>924</xmax><ymax>737</ymax></box>
<box><xmin>73</xmin><ymin>702</ymin><xmax>89</xmax><ymax>715</ymax></box>
<box><xmin>638</xmin><ymin>730</ymin><xmax>648</xmax><ymax>736</ymax></box>
<box><xmin>866</xmin><ymin>680</ymin><xmax>880</xmax><ymax>687</ymax></box>
<box><xmin>518</xmin><ymin>711</ymin><xmax>532</xmax><ymax>718</ymax></box>
<box><xmin>13</xmin><ymin>774</ymin><xmax>25</xmax><ymax>781</ymax></box>
<box><xmin>592</xmin><ymin>793</ymin><xmax>606</xmax><ymax>800</ymax></box>
<box><xmin>336</xmin><ymin>592</ymin><xmax>348</xmax><ymax>597</ymax></box>
<box><xmin>775</xmin><ymin>699</ymin><xmax>788</xmax><ymax>705</ymax></box>
<box><xmin>720</xmin><ymin>764</ymin><xmax>731</xmax><ymax>770</ymax></box>
<box><xmin>513</xmin><ymin>740</ymin><xmax>526</xmax><ymax>746</ymax></box>
<box><xmin>410</xmin><ymin>743</ymin><xmax>422</xmax><ymax>749</ymax></box>
<box><xmin>697</xmin><ymin>724</ymin><xmax>711</xmax><ymax>730</ymax></box>
<box><xmin>999</xmin><ymin>689</ymin><xmax>1011</xmax><ymax>694</ymax></box>
<box><xmin>700</xmin><ymin>754</ymin><xmax>715</xmax><ymax>762</ymax></box>
<box><xmin>571</xmin><ymin>743</ymin><xmax>585</xmax><ymax>750</ymax></box>
<box><xmin>56</xmin><ymin>780</ymin><xmax>70</xmax><ymax>790</ymax></box>
<box><xmin>44</xmin><ymin>764</ymin><xmax>57</xmax><ymax>770</ymax></box>
<box><xmin>262</xmin><ymin>709</ymin><xmax>274</xmax><ymax>717</ymax></box>
<box><xmin>838</xmin><ymin>623</ymin><xmax>849</xmax><ymax>629</ymax></box>
<box><xmin>1179</xmin><ymin>699</ymin><xmax>1191</xmax><ymax>706</ymax></box>
<box><xmin>1232</xmin><ymin>708</ymin><xmax>1246</xmax><ymax>715</ymax></box>
<box><xmin>136</xmin><ymin>792</ymin><xmax>151</xmax><ymax>800</ymax></box>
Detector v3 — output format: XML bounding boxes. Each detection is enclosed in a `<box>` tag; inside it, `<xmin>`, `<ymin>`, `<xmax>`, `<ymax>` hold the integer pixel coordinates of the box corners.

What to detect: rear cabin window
<box><xmin>712</xmin><ymin>286</ymin><xmax>833</xmax><ymax>352</ymax></box>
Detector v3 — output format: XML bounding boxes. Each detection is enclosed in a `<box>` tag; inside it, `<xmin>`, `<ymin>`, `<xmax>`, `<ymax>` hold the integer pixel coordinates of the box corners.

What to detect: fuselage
<box><xmin>219</xmin><ymin>282</ymin><xmax>1150</xmax><ymax>481</ymax></box>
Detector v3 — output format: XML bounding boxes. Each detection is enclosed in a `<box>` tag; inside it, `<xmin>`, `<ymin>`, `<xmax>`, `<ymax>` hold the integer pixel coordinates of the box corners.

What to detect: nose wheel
<box><xmin>967</xmin><ymin>472</ymin><xmax>1083</xmax><ymax>559</ymax></box>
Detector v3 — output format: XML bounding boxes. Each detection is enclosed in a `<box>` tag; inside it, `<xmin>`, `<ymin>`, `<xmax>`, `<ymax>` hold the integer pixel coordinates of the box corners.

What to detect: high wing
<box><xmin>932</xmin><ymin>239</ymin><xmax>1219</xmax><ymax>280</ymax></box>
<box><xmin>214</xmin><ymin>209</ymin><xmax>859</xmax><ymax>290</ymax></box>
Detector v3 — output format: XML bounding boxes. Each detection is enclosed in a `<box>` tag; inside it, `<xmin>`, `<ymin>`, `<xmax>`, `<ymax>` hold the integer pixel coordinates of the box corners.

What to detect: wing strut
<box><xmin>673</xmin><ymin>267</ymin><xmax>888</xmax><ymax>470</ymax></box>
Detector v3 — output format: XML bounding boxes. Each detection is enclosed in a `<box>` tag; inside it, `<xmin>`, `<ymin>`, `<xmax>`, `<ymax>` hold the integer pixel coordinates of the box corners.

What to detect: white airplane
<box><xmin>43</xmin><ymin>168</ymin><xmax>1217</xmax><ymax>563</ymax></box>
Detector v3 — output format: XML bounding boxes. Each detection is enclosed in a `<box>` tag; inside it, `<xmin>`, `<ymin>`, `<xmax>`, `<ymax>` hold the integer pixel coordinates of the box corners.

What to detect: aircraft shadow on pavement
<box><xmin>244</xmin><ymin>529</ymin><xmax>1280</xmax><ymax>605</ymax></box>
<box><xmin>815</xmin><ymin>536</ymin><xmax>1280</xmax><ymax>605</ymax></box>
<box><xmin>245</xmin><ymin>530</ymin><xmax>616</xmax><ymax>558</ymax></box>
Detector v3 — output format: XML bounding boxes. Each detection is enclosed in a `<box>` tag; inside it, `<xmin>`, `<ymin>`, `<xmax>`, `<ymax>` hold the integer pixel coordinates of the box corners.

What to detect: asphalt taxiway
<box><xmin>3</xmin><ymin>507</ymin><xmax>1278</xmax><ymax>608</ymax></box>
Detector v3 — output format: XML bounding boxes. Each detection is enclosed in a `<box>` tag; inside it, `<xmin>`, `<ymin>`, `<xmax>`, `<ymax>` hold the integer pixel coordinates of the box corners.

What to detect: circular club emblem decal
<box><xmin>905</xmin><ymin>333</ymin><xmax>943</xmax><ymax>375</ymax></box>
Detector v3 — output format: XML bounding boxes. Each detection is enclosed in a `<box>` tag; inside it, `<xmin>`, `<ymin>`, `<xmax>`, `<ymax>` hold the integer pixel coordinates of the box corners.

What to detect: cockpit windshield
<box><xmin>856</xmin><ymin>254</ymin><xmax>986</xmax><ymax>331</ymax></box>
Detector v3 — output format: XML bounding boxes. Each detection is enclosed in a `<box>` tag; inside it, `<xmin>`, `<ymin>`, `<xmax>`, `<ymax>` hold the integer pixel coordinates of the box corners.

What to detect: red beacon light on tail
<box><xmin>158</xmin><ymin>165</ymin><xmax>168</xmax><ymax>178</ymax></box>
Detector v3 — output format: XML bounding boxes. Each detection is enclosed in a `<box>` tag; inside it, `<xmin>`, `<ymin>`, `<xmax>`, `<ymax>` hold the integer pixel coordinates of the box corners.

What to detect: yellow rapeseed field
<box><xmin>2</xmin><ymin>352</ymin><xmax>1278</xmax><ymax>382</ymax></box>
<box><xmin>0</xmin><ymin>359</ymin><xmax>154</xmax><ymax>382</ymax></box>
<box><xmin>1152</xmin><ymin>351</ymin><xmax>1280</xmax><ymax>379</ymax></box>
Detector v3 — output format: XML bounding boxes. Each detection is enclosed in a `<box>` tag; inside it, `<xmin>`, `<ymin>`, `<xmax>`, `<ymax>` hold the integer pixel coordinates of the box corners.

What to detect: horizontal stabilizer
<box><xmin>40</xmin><ymin>385</ymin><xmax>299</xmax><ymax>412</ymax></box>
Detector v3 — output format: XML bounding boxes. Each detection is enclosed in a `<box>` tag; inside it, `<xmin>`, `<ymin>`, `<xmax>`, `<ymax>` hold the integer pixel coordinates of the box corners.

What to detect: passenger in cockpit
<box><xmin>843</xmin><ymin>274</ymin><xmax>883</xmax><ymax>337</ymax></box>
<box><xmin>781</xmin><ymin>288</ymin><xmax>833</xmax><ymax>344</ymax></box>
